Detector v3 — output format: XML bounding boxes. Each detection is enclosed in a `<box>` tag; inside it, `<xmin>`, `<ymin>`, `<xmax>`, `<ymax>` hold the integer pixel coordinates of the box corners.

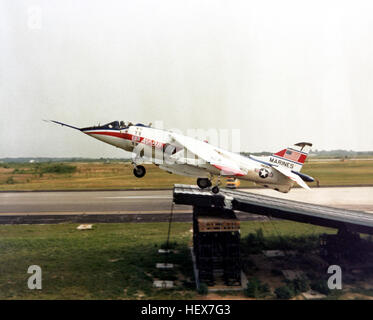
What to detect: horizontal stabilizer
<box><xmin>291</xmin><ymin>171</ymin><xmax>314</xmax><ymax>182</ymax></box>
<box><xmin>273</xmin><ymin>166</ymin><xmax>311</xmax><ymax>190</ymax></box>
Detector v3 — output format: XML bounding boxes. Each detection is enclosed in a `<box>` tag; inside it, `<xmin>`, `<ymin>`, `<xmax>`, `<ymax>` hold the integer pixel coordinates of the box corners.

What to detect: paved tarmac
<box><xmin>0</xmin><ymin>187</ymin><xmax>372</xmax><ymax>224</ymax></box>
<box><xmin>1</xmin><ymin>187</ymin><xmax>372</xmax><ymax>215</ymax></box>
<box><xmin>0</xmin><ymin>190</ymin><xmax>186</xmax><ymax>215</ymax></box>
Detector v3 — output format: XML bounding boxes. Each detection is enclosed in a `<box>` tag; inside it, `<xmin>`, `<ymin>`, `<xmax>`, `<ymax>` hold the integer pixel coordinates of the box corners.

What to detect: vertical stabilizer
<box><xmin>271</xmin><ymin>142</ymin><xmax>312</xmax><ymax>172</ymax></box>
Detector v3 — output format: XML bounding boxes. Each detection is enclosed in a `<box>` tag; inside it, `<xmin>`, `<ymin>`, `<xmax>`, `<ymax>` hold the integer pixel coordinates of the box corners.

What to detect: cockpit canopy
<box><xmin>81</xmin><ymin>121</ymin><xmax>150</xmax><ymax>131</ymax></box>
<box><xmin>106</xmin><ymin>121</ymin><xmax>125</xmax><ymax>129</ymax></box>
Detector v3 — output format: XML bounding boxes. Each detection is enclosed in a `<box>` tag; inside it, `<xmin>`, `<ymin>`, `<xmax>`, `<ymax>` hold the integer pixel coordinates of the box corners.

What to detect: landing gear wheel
<box><xmin>197</xmin><ymin>178</ymin><xmax>212</xmax><ymax>189</ymax></box>
<box><xmin>133</xmin><ymin>165</ymin><xmax>146</xmax><ymax>178</ymax></box>
<box><xmin>211</xmin><ymin>186</ymin><xmax>220</xmax><ymax>194</ymax></box>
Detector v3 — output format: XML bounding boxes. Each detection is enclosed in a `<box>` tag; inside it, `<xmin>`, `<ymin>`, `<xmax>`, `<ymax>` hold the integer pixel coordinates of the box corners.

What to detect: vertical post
<box><xmin>193</xmin><ymin>205</ymin><xmax>241</xmax><ymax>287</ymax></box>
<box><xmin>165</xmin><ymin>203</ymin><xmax>174</xmax><ymax>250</ymax></box>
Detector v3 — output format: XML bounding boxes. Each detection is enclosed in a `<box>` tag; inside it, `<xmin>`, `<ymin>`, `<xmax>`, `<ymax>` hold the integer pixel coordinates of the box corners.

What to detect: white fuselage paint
<box><xmin>84</xmin><ymin>125</ymin><xmax>294</xmax><ymax>192</ymax></box>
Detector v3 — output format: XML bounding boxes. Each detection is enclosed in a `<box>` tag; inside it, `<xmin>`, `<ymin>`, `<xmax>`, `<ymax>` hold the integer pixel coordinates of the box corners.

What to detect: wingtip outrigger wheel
<box><xmin>133</xmin><ymin>165</ymin><xmax>146</xmax><ymax>178</ymax></box>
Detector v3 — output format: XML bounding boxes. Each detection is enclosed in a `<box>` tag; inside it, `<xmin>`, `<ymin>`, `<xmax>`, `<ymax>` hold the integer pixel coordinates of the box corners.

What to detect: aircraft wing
<box><xmin>169</xmin><ymin>133</ymin><xmax>246</xmax><ymax>177</ymax></box>
<box><xmin>272</xmin><ymin>165</ymin><xmax>311</xmax><ymax>190</ymax></box>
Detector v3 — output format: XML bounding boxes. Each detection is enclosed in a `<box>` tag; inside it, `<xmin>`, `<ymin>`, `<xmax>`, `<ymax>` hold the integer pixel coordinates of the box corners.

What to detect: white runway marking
<box><xmin>0</xmin><ymin>209</ymin><xmax>192</xmax><ymax>216</ymax></box>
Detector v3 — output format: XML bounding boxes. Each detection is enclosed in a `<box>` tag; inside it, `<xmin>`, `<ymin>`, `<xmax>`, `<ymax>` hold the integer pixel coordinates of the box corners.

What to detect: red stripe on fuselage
<box><xmin>86</xmin><ymin>131</ymin><xmax>131</xmax><ymax>140</ymax></box>
<box><xmin>85</xmin><ymin>131</ymin><xmax>165</xmax><ymax>148</ymax></box>
<box><xmin>212</xmin><ymin>164</ymin><xmax>245</xmax><ymax>177</ymax></box>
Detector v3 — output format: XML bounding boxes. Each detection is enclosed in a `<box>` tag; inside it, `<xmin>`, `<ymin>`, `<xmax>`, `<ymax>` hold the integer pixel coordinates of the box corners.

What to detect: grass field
<box><xmin>0</xmin><ymin>220</ymin><xmax>335</xmax><ymax>300</ymax></box>
<box><xmin>0</xmin><ymin>159</ymin><xmax>373</xmax><ymax>191</ymax></box>
<box><xmin>302</xmin><ymin>159</ymin><xmax>373</xmax><ymax>186</ymax></box>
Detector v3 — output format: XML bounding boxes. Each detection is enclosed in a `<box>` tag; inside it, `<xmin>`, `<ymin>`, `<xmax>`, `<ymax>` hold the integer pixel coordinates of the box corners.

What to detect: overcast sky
<box><xmin>1</xmin><ymin>0</ymin><xmax>373</xmax><ymax>158</ymax></box>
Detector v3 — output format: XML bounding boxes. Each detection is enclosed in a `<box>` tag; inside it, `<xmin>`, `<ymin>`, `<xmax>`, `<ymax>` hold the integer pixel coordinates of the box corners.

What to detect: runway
<box><xmin>0</xmin><ymin>186</ymin><xmax>372</xmax><ymax>224</ymax></box>
<box><xmin>0</xmin><ymin>190</ymin><xmax>191</xmax><ymax>224</ymax></box>
<box><xmin>0</xmin><ymin>190</ymin><xmax>186</xmax><ymax>215</ymax></box>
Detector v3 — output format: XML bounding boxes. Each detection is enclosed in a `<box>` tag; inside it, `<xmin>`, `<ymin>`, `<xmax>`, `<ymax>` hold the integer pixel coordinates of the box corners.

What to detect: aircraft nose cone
<box><xmin>80</xmin><ymin>126</ymin><xmax>94</xmax><ymax>132</ymax></box>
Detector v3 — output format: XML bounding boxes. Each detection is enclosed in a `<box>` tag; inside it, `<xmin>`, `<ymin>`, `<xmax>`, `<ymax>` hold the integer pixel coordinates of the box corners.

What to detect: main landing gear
<box><xmin>196</xmin><ymin>178</ymin><xmax>220</xmax><ymax>194</ymax></box>
<box><xmin>211</xmin><ymin>186</ymin><xmax>220</xmax><ymax>194</ymax></box>
<box><xmin>133</xmin><ymin>165</ymin><xmax>146</xmax><ymax>178</ymax></box>
<box><xmin>197</xmin><ymin>178</ymin><xmax>212</xmax><ymax>189</ymax></box>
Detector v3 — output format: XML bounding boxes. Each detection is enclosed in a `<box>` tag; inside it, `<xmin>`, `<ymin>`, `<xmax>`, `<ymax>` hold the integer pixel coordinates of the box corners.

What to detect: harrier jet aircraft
<box><xmin>48</xmin><ymin>120</ymin><xmax>314</xmax><ymax>194</ymax></box>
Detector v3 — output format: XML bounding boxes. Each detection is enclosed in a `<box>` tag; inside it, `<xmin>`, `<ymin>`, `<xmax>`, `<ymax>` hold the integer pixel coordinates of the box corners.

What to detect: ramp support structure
<box><xmin>192</xmin><ymin>206</ymin><xmax>241</xmax><ymax>287</ymax></box>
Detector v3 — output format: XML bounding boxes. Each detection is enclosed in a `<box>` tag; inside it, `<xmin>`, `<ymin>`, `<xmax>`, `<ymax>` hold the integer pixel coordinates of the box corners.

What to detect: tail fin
<box><xmin>271</xmin><ymin>142</ymin><xmax>312</xmax><ymax>172</ymax></box>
